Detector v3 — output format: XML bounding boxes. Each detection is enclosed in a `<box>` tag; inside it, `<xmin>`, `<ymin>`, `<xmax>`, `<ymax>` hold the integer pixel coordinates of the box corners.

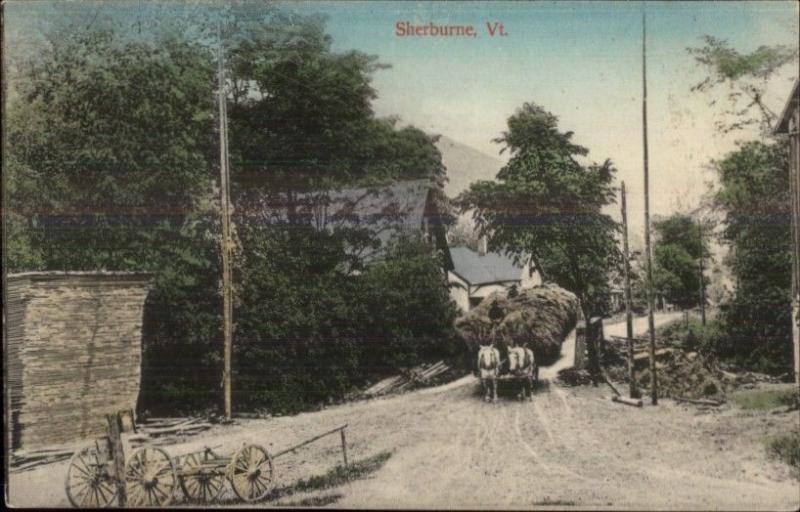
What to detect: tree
<box><xmin>3</xmin><ymin>26</ymin><xmax>231</xmax><ymax>412</ymax></box>
<box><xmin>4</xmin><ymin>27</ymin><xmax>217</xmax><ymax>272</ymax></box>
<box><xmin>688</xmin><ymin>36</ymin><xmax>797</xmax><ymax>134</ymax></box>
<box><xmin>221</xmin><ymin>13</ymin><xmax>446</xmax><ymax>210</ymax></box>
<box><xmin>712</xmin><ymin>141</ymin><xmax>792</xmax><ymax>372</ymax></box>
<box><xmin>688</xmin><ymin>36</ymin><xmax>796</xmax><ymax>373</ymax></box>
<box><xmin>459</xmin><ymin>102</ymin><xmax>621</xmax><ymax>363</ymax></box>
<box><xmin>651</xmin><ymin>214</ymin><xmax>710</xmax><ymax>310</ymax></box>
<box><xmin>4</xmin><ymin>9</ymin><xmax>459</xmax><ymax>414</ymax></box>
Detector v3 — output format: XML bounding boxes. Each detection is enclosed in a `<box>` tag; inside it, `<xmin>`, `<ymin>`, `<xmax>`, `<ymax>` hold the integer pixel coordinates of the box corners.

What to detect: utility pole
<box><xmin>642</xmin><ymin>10</ymin><xmax>658</xmax><ymax>405</ymax></box>
<box><xmin>621</xmin><ymin>182</ymin><xmax>638</xmax><ymax>398</ymax></box>
<box><xmin>698</xmin><ymin>222</ymin><xmax>707</xmax><ymax>327</ymax></box>
<box><xmin>217</xmin><ymin>27</ymin><xmax>234</xmax><ymax>420</ymax></box>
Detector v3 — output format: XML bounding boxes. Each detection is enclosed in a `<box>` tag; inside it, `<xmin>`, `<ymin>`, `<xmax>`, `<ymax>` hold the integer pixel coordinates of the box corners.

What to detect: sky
<box><xmin>4</xmin><ymin>0</ymin><xmax>799</xmax><ymax>239</ymax></box>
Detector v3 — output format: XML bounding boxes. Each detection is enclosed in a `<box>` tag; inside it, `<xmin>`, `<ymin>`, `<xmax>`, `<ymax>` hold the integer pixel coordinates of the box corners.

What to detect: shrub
<box><xmin>766</xmin><ymin>435</ymin><xmax>800</xmax><ymax>474</ymax></box>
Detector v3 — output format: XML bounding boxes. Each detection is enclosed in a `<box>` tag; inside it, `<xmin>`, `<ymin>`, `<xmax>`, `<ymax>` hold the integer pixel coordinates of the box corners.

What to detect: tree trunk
<box><xmin>581</xmin><ymin>304</ymin><xmax>600</xmax><ymax>386</ymax></box>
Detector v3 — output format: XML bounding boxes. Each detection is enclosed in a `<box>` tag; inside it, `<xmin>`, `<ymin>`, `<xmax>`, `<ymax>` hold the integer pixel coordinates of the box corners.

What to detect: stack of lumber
<box><xmin>455</xmin><ymin>284</ymin><xmax>578</xmax><ymax>365</ymax></box>
<box><xmin>128</xmin><ymin>417</ymin><xmax>212</xmax><ymax>447</ymax></box>
<box><xmin>362</xmin><ymin>361</ymin><xmax>450</xmax><ymax>397</ymax></box>
<box><xmin>6</xmin><ymin>272</ymin><xmax>151</xmax><ymax>451</ymax></box>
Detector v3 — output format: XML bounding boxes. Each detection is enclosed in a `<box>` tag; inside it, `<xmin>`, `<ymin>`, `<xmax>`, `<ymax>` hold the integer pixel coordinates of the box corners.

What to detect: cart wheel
<box><xmin>179</xmin><ymin>452</ymin><xmax>225</xmax><ymax>502</ymax></box>
<box><xmin>228</xmin><ymin>444</ymin><xmax>274</xmax><ymax>502</ymax></box>
<box><xmin>65</xmin><ymin>446</ymin><xmax>118</xmax><ymax>508</ymax></box>
<box><xmin>125</xmin><ymin>446</ymin><xmax>177</xmax><ymax>507</ymax></box>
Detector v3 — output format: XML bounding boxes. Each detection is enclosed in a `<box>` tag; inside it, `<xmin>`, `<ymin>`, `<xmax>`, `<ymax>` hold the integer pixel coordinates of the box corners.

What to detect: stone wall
<box><xmin>5</xmin><ymin>272</ymin><xmax>150</xmax><ymax>450</ymax></box>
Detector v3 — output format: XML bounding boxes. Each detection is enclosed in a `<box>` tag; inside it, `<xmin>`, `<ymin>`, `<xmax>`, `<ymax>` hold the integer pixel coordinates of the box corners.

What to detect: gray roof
<box><xmin>449</xmin><ymin>247</ymin><xmax>525</xmax><ymax>285</ymax></box>
<box><xmin>247</xmin><ymin>179</ymin><xmax>444</xmax><ymax>265</ymax></box>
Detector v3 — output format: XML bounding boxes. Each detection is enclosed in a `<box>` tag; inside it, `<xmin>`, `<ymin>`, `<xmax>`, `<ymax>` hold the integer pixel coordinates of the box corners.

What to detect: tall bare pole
<box><xmin>642</xmin><ymin>10</ymin><xmax>659</xmax><ymax>405</ymax></box>
<box><xmin>621</xmin><ymin>182</ymin><xmax>638</xmax><ymax>398</ymax></box>
<box><xmin>217</xmin><ymin>25</ymin><xmax>234</xmax><ymax>419</ymax></box>
<box><xmin>698</xmin><ymin>223</ymin><xmax>707</xmax><ymax>327</ymax></box>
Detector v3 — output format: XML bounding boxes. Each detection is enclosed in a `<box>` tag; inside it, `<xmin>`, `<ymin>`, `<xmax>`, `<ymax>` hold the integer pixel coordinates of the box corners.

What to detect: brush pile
<box><xmin>455</xmin><ymin>284</ymin><xmax>578</xmax><ymax>365</ymax></box>
<box><xmin>635</xmin><ymin>349</ymin><xmax>727</xmax><ymax>399</ymax></box>
<box><xmin>605</xmin><ymin>341</ymin><xmax>729</xmax><ymax>399</ymax></box>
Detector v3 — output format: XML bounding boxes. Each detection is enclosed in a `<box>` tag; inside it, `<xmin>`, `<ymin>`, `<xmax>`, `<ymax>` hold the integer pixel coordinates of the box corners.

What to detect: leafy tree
<box><xmin>229</xmin><ymin>229</ymin><xmax>457</xmax><ymax>413</ymax></box>
<box><xmin>459</xmin><ymin>102</ymin><xmax>621</xmax><ymax>364</ymax></box>
<box><xmin>651</xmin><ymin>214</ymin><xmax>710</xmax><ymax>310</ymax></box>
<box><xmin>688</xmin><ymin>36</ymin><xmax>797</xmax><ymax>133</ymax></box>
<box><xmin>688</xmin><ymin>36</ymin><xmax>796</xmax><ymax>373</ymax></box>
<box><xmin>712</xmin><ymin>141</ymin><xmax>792</xmax><ymax>372</ymax></box>
<box><xmin>4</xmin><ymin>28</ymin><xmax>217</xmax><ymax>271</ymax></box>
<box><xmin>5</xmin><ymin>10</ymin><xmax>459</xmax><ymax>414</ymax></box>
<box><xmin>3</xmin><ymin>26</ymin><xmax>231</xmax><ymax>412</ymax></box>
<box><xmin>220</xmin><ymin>12</ymin><xmax>446</xmax><ymax>210</ymax></box>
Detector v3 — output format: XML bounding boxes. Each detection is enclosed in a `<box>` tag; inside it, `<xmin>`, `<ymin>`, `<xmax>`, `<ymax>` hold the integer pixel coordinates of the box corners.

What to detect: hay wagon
<box><xmin>65</xmin><ymin>422</ymin><xmax>349</xmax><ymax>507</ymax></box>
<box><xmin>497</xmin><ymin>364</ymin><xmax>539</xmax><ymax>385</ymax></box>
<box><xmin>495</xmin><ymin>362</ymin><xmax>540</xmax><ymax>398</ymax></box>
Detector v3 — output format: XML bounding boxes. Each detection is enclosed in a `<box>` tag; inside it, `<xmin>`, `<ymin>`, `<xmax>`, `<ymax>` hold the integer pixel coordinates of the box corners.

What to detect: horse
<box><xmin>508</xmin><ymin>344</ymin><xmax>537</xmax><ymax>401</ymax></box>
<box><xmin>477</xmin><ymin>344</ymin><xmax>500</xmax><ymax>402</ymax></box>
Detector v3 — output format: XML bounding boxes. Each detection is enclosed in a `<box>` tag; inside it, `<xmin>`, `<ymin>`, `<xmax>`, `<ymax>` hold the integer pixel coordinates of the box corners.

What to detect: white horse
<box><xmin>477</xmin><ymin>345</ymin><xmax>500</xmax><ymax>402</ymax></box>
<box><xmin>508</xmin><ymin>344</ymin><xmax>536</xmax><ymax>401</ymax></box>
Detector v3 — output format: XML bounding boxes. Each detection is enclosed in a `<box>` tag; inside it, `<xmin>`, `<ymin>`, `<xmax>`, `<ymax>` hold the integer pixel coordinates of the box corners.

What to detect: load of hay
<box><xmin>454</xmin><ymin>283</ymin><xmax>578</xmax><ymax>365</ymax></box>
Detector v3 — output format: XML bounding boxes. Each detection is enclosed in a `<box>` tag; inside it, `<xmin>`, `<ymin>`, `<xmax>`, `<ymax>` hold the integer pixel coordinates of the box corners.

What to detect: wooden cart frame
<box><xmin>65</xmin><ymin>421</ymin><xmax>349</xmax><ymax>507</ymax></box>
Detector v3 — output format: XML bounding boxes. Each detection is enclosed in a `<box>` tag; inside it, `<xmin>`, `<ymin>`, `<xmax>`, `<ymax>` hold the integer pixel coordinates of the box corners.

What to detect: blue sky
<box><xmin>4</xmin><ymin>1</ymin><xmax>799</xmax><ymax>236</ymax></box>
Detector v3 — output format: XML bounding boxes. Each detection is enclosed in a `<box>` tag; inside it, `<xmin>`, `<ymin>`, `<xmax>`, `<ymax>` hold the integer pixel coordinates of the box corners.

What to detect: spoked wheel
<box><xmin>125</xmin><ymin>446</ymin><xmax>177</xmax><ymax>507</ymax></box>
<box><xmin>65</xmin><ymin>446</ymin><xmax>117</xmax><ymax>508</ymax></box>
<box><xmin>228</xmin><ymin>444</ymin><xmax>274</xmax><ymax>502</ymax></box>
<box><xmin>179</xmin><ymin>452</ymin><xmax>225</xmax><ymax>503</ymax></box>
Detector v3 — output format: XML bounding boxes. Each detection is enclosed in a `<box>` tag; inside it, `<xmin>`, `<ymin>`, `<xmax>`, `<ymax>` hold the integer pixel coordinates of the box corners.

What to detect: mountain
<box><xmin>435</xmin><ymin>135</ymin><xmax>504</xmax><ymax>199</ymax></box>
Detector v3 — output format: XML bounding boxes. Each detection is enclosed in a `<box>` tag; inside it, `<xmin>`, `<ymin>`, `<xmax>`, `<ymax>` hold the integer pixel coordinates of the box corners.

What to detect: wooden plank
<box><xmin>612</xmin><ymin>395</ymin><xmax>643</xmax><ymax>407</ymax></box>
<box><xmin>107</xmin><ymin>413</ymin><xmax>127</xmax><ymax>507</ymax></box>
<box><xmin>674</xmin><ymin>396</ymin><xmax>725</xmax><ymax>406</ymax></box>
<box><xmin>601</xmin><ymin>371</ymin><xmax>622</xmax><ymax>397</ymax></box>
<box><xmin>273</xmin><ymin>424</ymin><xmax>348</xmax><ymax>459</ymax></box>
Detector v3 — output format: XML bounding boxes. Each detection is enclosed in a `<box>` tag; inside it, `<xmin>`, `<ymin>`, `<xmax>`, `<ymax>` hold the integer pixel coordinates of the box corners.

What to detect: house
<box><xmin>447</xmin><ymin>242</ymin><xmax>541</xmax><ymax>312</ymax></box>
<box><xmin>774</xmin><ymin>78</ymin><xmax>800</xmax><ymax>385</ymax></box>
<box><xmin>245</xmin><ymin>179</ymin><xmax>453</xmax><ymax>271</ymax></box>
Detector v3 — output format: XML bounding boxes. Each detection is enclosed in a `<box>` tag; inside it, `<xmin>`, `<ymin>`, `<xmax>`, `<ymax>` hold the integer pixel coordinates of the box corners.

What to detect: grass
<box><xmin>276</xmin><ymin>493</ymin><xmax>343</xmax><ymax>507</ymax></box>
<box><xmin>730</xmin><ymin>388</ymin><xmax>799</xmax><ymax>410</ymax></box>
<box><xmin>765</xmin><ymin>435</ymin><xmax>800</xmax><ymax>475</ymax></box>
<box><xmin>265</xmin><ymin>450</ymin><xmax>393</xmax><ymax>505</ymax></box>
<box><xmin>292</xmin><ymin>450</ymin><xmax>393</xmax><ymax>493</ymax></box>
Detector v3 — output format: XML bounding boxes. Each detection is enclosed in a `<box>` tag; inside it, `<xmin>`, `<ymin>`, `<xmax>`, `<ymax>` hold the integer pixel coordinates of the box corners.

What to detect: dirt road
<box><xmin>8</xmin><ymin>313</ymin><xmax>799</xmax><ymax>509</ymax></box>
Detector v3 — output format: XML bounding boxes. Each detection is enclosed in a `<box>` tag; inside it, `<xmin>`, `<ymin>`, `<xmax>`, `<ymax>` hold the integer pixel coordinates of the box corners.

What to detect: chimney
<box><xmin>478</xmin><ymin>235</ymin><xmax>488</xmax><ymax>256</ymax></box>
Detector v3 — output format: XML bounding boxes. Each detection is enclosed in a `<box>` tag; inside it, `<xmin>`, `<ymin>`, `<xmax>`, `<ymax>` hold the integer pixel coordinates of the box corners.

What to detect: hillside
<box><xmin>435</xmin><ymin>135</ymin><xmax>504</xmax><ymax>199</ymax></box>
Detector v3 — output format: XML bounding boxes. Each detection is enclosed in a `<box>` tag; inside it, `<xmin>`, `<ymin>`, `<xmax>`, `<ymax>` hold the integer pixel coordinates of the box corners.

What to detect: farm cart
<box><xmin>65</xmin><ymin>440</ymin><xmax>273</xmax><ymax>507</ymax></box>
<box><xmin>64</xmin><ymin>423</ymin><xmax>349</xmax><ymax>507</ymax></box>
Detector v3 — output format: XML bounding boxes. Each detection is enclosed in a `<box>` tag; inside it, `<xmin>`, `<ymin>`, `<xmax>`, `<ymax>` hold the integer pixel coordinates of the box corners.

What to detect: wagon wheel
<box><xmin>65</xmin><ymin>446</ymin><xmax>117</xmax><ymax>508</ymax></box>
<box><xmin>125</xmin><ymin>446</ymin><xmax>177</xmax><ymax>507</ymax></box>
<box><xmin>228</xmin><ymin>444</ymin><xmax>274</xmax><ymax>502</ymax></box>
<box><xmin>179</xmin><ymin>452</ymin><xmax>225</xmax><ymax>502</ymax></box>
